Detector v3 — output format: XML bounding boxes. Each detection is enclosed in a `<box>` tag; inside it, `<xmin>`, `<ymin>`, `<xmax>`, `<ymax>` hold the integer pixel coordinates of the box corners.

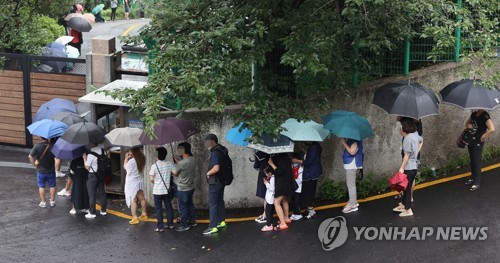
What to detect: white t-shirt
<box><xmin>295</xmin><ymin>166</ymin><xmax>303</xmax><ymax>193</ymax></box>
<box><xmin>265</xmin><ymin>176</ymin><xmax>275</xmax><ymax>205</ymax></box>
<box><xmin>86</xmin><ymin>147</ymin><xmax>103</xmax><ymax>173</ymax></box>
<box><xmin>343</xmin><ymin>158</ymin><xmax>357</xmax><ymax>170</ymax></box>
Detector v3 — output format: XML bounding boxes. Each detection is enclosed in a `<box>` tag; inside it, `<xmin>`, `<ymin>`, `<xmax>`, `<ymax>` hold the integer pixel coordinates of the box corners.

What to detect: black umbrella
<box><xmin>53</xmin><ymin>112</ymin><xmax>86</xmax><ymax>126</ymax></box>
<box><xmin>372</xmin><ymin>81</ymin><xmax>440</xmax><ymax>119</ymax></box>
<box><xmin>67</xmin><ymin>16</ymin><xmax>92</xmax><ymax>32</ymax></box>
<box><xmin>61</xmin><ymin>122</ymin><xmax>106</xmax><ymax>144</ymax></box>
<box><xmin>439</xmin><ymin>79</ymin><xmax>500</xmax><ymax>110</ymax></box>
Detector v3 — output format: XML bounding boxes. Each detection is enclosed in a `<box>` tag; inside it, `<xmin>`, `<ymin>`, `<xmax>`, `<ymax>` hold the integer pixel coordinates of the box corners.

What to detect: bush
<box><xmin>101</xmin><ymin>6</ymin><xmax>136</xmax><ymax>20</ymax></box>
<box><xmin>319</xmin><ymin>178</ymin><xmax>346</xmax><ymax>202</ymax></box>
<box><xmin>9</xmin><ymin>15</ymin><xmax>64</xmax><ymax>54</ymax></box>
<box><xmin>356</xmin><ymin>170</ymin><xmax>389</xmax><ymax>198</ymax></box>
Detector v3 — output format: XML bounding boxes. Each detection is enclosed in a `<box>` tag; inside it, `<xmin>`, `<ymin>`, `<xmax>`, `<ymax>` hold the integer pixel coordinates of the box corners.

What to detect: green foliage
<box><xmin>101</xmin><ymin>6</ymin><xmax>137</xmax><ymax>20</ymax></box>
<box><xmin>356</xmin><ymin>170</ymin><xmax>389</xmax><ymax>198</ymax></box>
<box><xmin>111</xmin><ymin>0</ymin><xmax>499</xmax><ymax>137</ymax></box>
<box><xmin>319</xmin><ymin>178</ymin><xmax>346</xmax><ymax>202</ymax></box>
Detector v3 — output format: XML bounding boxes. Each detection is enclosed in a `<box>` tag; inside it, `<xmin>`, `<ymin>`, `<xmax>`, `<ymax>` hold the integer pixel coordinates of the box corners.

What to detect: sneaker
<box><xmin>393</xmin><ymin>204</ymin><xmax>405</xmax><ymax>213</ymax></box>
<box><xmin>470</xmin><ymin>185</ymin><xmax>480</xmax><ymax>191</ymax></box>
<box><xmin>342</xmin><ymin>204</ymin><xmax>359</xmax><ymax>214</ymax></box>
<box><xmin>69</xmin><ymin>208</ymin><xmax>77</xmax><ymax>215</ymax></box>
<box><xmin>165</xmin><ymin>224</ymin><xmax>175</xmax><ymax>229</ymax></box>
<box><xmin>176</xmin><ymin>225</ymin><xmax>191</xmax><ymax>232</ymax></box>
<box><xmin>39</xmin><ymin>201</ymin><xmax>47</xmax><ymax>208</ymax></box>
<box><xmin>139</xmin><ymin>215</ymin><xmax>148</xmax><ymax>221</ymax></box>
<box><xmin>399</xmin><ymin>209</ymin><xmax>414</xmax><ymax>217</ymax></box>
<box><xmin>188</xmin><ymin>221</ymin><xmax>198</xmax><ymax>227</ymax></box>
<box><xmin>465</xmin><ymin>179</ymin><xmax>474</xmax><ymax>185</ymax></box>
<box><xmin>100</xmin><ymin>211</ymin><xmax>107</xmax><ymax>216</ymax></box>
<box><xmin>129</xmin><ymin>218</ymin><xmax>140</xmax><ymax>225</ymax></box>
<box><xmin>85</xmin><ymin>213</ymin><xmax>96</xmax><ymax>219</ymax></box>
<box><xmin>203</xmin><ymin>227</ymin><xmax>219</xmax><ymax>235</ymax></box>
<box><xmin>57</xmin><ymin>189</ymin><xmax>70</xmax><ymax>196</ymax></box>
<box><xmin>255</xmin><ymin>215</ymin><xmax>266</xmax><ymax>224</ymax></box>
<box><xmin>261</xmin><ymin>225</ymin><xmax>274</xmax><ymax>232</ymax></box>
<box><xmin>306</xmin><ymin>209</ymin><xmax>316</xmax><ymax>219</ymax></box>
<box><xmin>50</xmin><ymin>200</ymin><xmax>56</xmax><ymax>207</ymax></box>
<box><xmin>290</xmin><ymin>214</ymin><xmax>303</xmax><ymax>221</ymax></box>
<box><xmin>217</xmin><ymin>221</ymin><xmax>227</xmax><ymax>228</ymax></box>
<box><xmin>56</xmin><ymin>171</ymin><xmax>66</xmax><ymax>178</ymax></box>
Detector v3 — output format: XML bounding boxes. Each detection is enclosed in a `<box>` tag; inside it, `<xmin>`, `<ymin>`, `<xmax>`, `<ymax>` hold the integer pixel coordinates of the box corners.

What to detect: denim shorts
<box><xmin>37</xmin><ymin>172</ymin><xmax>56</xmax><ymax>188</ymax></box>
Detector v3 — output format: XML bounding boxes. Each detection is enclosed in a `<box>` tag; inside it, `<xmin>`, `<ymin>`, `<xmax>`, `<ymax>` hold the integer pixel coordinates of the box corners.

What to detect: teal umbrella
<box><xmin>226</xmin><ymin>122</ymin><xmax>253</xmax><ymax>146</ymax></box>
<box><xmin>92</xmin><ymin>4</ymin><xmax>105</xmax><ymax>15</ymax></box>
<box><xmin>321</xmin><ymin>111</ymin><xmax>374</xmax><ymax>141</ymax></box>
<box><xmin>280</xmin><ymin>118</ymin><xmax>330</xmax><ymax>142</ymax></box>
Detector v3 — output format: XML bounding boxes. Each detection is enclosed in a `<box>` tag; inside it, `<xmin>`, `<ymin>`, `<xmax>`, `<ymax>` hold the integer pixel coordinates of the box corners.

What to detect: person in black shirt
<box><xmin>29</xmin><ymin>137</ymin><xmax>56</xmax><ymax>208</ymax></box>
<box><xmin>465</xmin><ymin>110</ymin><xmax>495</xmax><ymax>191</ymax></box>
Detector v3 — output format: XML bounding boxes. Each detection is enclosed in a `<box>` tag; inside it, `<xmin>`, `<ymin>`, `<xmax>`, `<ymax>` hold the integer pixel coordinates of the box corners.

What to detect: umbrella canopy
<box><xmin>41</xmin><ymin>46</ymin><xmax>66</xmax><ymax>73</ymax></box>
<box><xmin>61</xmin><ymin>122</ymin><xmax>107</xmax><ymax>144</ymax></box>
<box><xmin>140</xmin><ymin>118</ymin><xmax>200</xmax><ymax>145</ymax></box>
<box><xmin>53</xmin><ymin>112</ymin><xmax>86</xmax><ymax>126</ymax></box>
<box><xmin>105</xmin><ymin>127</ymin><xmax>143</xmax><ymax>147</ymax></box>
<box><xmin>83</xmin><ymin>13</ymin><xmax>96</xmax><ymax>23</ymax></box>
<box><xmin>439</xmin><ymin>79</ymin><xmax>500</xmax><ymax>110</ymax></box>
<box><xmin>280</xmin><ymin>118</ymin><xmax>330</xmax><ymax>142</ymax></box>
<box><xmin>372</xmin><ymin>82</ymin><xmax>440</xmax><ymax>119</ymax></box>
<box><xmin>322</xmin><ymin>110</ymin><xmax>374</xmax><ymax>141</ymax></box>
<box><xmin>54</xmin><ymin>36</ymin><xmax>74</xmax><ymax>45</ymax></box>
<box><xmin>67</xmin><ymin>16</ymin><xmax>92</xmax><ymax>32</ymax></box>
<box><xmin>66</xmin><ymin>45</ymin><xmax>80</xmax><ymax>58</ymax></box>
<box><xmin>27</xmin><ymin>119</ymin><xmax>68</xmax><ymax>139</ymax></box>
<box><xmin>51</xmin><ymin>138</ymin><xmax>87</xmax><ymax>160</ymax></box>
<box><xmin>33</xmin><ymin>98</ymin><xmax>77</xmax><ymax>122</ymax></box>
<box><xmin>92</xmin><ymin>4</ymin><xmax>105</xmax><ymax>15</ymax></box>
<box><xmin>247</xmin><ymin>134</ymin><xmax>295</xmax><ymax>154</ymax></box>
<box><xmin>225</xmin><ymin>122</ymin><xmax>253</xmax><ymax>146</ymax></box>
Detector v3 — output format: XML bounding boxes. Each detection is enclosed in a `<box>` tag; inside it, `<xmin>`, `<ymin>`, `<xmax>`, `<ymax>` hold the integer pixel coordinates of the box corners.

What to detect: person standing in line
<box><xmin>290</xmin><ymin>153</ymin><xmax>303</xmax><ymax>221</ymax></box>
<box><xmin>203</xmin><ymin>134</ymin><xmax>228</xmax><ymax>235</ymax></box>
<box><xmin>173</xmin><ymin>142</ymin><xmax>198</xmax><ymax>232</ymax></box>
<box><xmin>69</xmin><ymin>154</ymin><xmax>89</xmax><ymax>215</ymax></box>
<box><xmin>340</xmin><ymin>138</ymin><xmax>363</xmax><ymax>214</ymax></box>
<box><xmin>110</xmin><ymin>0</ymin><xmax>118</xmax><ymax>21</ymax></box>
<box><xmin>393</xmin><ymin>119</ymin><xmax>423</xmax><ymax>217</ymax></box>
<box><xmin>124</xmin><ymin>0</ymin><xmax>130</xmax><ymax>20</ymax></box>
<box><xmin>261</xmin><ymin>166</ymin><xmax>275</xmax><ymax>232</ymax></box>
<box><xmin>253</xmin><ymin>151</ymin><xmax>270</xmax><ymax>224</ymax></box>
<box><xmin>29</xmin><ymin>137</ymin><xmax>57</xmax><ymax>208</ymax></box>
<box><xmin>465</xmin><ymin>110</ymin><xmax>495</xmax><ymax>191</ymax></box>
<box><xmin>68</xmin><ymin>28</ymin><xmax>83</xmax><ymax>54</ymax></box>
<box><xmin>124</xmin><ymin>147</ymin><xmax>148</xmax><ymax>225</ymax></box>
<box><xmin>83</xmin><ymin>143</ymin><xmax>108</xmax><ymax>219</ymax></box>
<box><xmin>268</xmin><ymin>153</ymin><xmax>295</xmax><ymax>231</ymax></box>
<box><xmin>149</xmin><ymin>147</ymin><xmax>174</xmax><ymax>232</ymax></box>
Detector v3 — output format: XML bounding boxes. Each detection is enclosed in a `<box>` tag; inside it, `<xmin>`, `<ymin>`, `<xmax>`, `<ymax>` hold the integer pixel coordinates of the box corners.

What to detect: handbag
<box><xmin>388</xmin><ymin>171</ymin><xmax>408</xmax><ymax>192</ymax></box>
<box><xmin>457</xmin><ymin>128</ymin><xmax>475</xmax><ymax>148</ymax></box>
<box><xmin>35</xmin><ymin>143</ymin><xmax>51</xmax><ymax>168</ymax></box>
<box><xmin>155</xmin><ymin>163</ymin><xmax>174</xmax><ymax>199</ymax></box>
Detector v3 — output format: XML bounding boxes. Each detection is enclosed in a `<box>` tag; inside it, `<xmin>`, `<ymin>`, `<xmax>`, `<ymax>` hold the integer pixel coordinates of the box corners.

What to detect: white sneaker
<box><xmin>254</xmin><ymin>215</ymin><xmax>266</xmax><ymax>223</ymax></box>
<box><xmin>50</xmin><ymin>200</ymin><xmax>56</xmax><ymax>207</ymax></box>
<box><xmin>56</xmin><ymin>171</ymin><xmax>66</xmax><ymax>178</ymax></box>
<box><xmin>85</xmin><ymin>213</ymin><xmax>96</xmax><ymax>219</ymax></box>
<box><xmin>342</xmin><ymin>203</ymin><xmax>359</xmax><ymax>214</ymax></box>
<box><xmin>393</xmin><ymin>203</ymin><xmax>405</xmax><ymax>213</ymax></box>
<box><xmin>306</xmin><ymin>209</ymin><xmax>316</xmax><ymax>219</ymax></box>
<box><xmin>69</xmin><ymin>208</ymin><xmax>77</xmax><ymax>215</ymax></box>
<box><xmin>399</xmin><ymin>209</ymin><xmax>414</xmax><ymax>217</ymax></box>
<box><xmin>57</xmin><ymin>189</ymin><xmax>70</xmax><ymax>196</ymax></box>
<box><xmin>39</xmin><ymin>201</ymin><xmax>46</xmax><ymax>208</ymax></box>
<box><xmin>291</xmin><ymin>214</ymin><xmax>303</xmax><ymax>221</ymax></box>
<box><xmin>100</xmin><ymin>211</ymin><xmax>107</xmax><ymax>216</ymax></box>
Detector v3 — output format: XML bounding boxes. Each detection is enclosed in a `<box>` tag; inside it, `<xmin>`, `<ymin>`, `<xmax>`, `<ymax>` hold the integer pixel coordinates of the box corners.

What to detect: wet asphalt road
<box><xmin>0</xmin><ymin>160</ymin><xmax>499</xmax><ymax>262</ymax></box>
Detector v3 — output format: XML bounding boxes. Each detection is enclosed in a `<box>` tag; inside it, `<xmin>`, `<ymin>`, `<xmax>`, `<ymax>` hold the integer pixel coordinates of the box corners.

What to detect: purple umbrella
<box><xmin>140</xmin><ymin>118</ymin><xmax>200</xmax><ymax>145</ymax></box>
<box><xmin>51</xmin><ymin>138</ymin><xmax>87</xmax><ymax>160</ymax></box>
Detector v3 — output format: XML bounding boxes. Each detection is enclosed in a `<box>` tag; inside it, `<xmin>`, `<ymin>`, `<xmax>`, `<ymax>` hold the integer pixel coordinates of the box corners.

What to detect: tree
<box><xmin>112</xmin><ymin>0</ymin><xmax>499</xmax><ymax>138</ymax></box>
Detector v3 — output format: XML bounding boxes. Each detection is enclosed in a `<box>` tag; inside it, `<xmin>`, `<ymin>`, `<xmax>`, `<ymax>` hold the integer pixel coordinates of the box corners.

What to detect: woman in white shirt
<box><xmin>124</xmin><ymin>147</ymin><xmax>148</xmax><ymax>225</ymax></box>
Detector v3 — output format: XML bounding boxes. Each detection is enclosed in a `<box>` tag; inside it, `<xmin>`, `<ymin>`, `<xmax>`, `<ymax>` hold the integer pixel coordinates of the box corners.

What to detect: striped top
<box><xmin>149</xmin><ymin>160</ymin><xmax>174</xmax><ymax>195</ymax></box>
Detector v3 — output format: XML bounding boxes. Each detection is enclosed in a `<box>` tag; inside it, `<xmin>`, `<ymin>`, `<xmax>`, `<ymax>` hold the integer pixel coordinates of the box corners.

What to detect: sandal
<box><xmin>278</xmin><ymin>219</ymin><xmax>292</xmax><ymax>225</ymax></box>
<box><xmin>274</xmin><ymin>224</ymin><xmax>289</xmax><ymax>231</ymax></box>
<box><xmin>154</xmin><ymin>227</ymin><xmax>164</xmax><ymax>232</ymax></box>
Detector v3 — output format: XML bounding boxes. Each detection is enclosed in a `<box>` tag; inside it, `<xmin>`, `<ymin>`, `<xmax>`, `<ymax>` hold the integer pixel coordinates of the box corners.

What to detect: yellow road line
<box><xmin>121</xmin><ymin>23</ymin><xmax>146</xmax><ymax>36</ymax></box>
<box><xmin>98</xmin><ymin>163</ymin><xmax>500</xmax><ymax>224</ymax></box>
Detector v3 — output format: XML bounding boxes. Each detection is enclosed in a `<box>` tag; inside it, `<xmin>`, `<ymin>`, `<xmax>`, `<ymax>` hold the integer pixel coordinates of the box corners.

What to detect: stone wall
<box><xmin>142</xmin><ymin>62</ymin><xmax>500</xmax><ymax>208</ymax></box>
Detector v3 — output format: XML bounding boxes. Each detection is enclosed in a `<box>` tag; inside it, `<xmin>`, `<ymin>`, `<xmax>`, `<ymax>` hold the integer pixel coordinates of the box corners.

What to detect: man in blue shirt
<box><xmin>203</xmin><ymin>134</ymin><xmax>228</xmax><ymax>235</ymax></box>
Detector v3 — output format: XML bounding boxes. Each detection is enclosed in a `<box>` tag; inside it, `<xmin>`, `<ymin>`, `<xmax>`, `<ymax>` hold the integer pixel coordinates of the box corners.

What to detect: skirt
<box><xmin>71</xmin><ymin>169</ymin><xmax>89</xmax><ymax>210</ymax></box>
<box><xmin>125</xmin><ymin>177</ymin><xmax>144</xmax><ymax>208</ymax></box>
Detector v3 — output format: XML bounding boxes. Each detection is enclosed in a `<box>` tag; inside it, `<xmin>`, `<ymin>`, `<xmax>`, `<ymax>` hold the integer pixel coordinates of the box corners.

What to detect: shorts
<box><xmin>37</xmin><ymin>172</ymin><xmax>56</xmax><ymax>188</ymax></box>
<box><xmin>124</xmin><ymin>5</ymin><xmax>130</xmax><ymax>12</ymax></box>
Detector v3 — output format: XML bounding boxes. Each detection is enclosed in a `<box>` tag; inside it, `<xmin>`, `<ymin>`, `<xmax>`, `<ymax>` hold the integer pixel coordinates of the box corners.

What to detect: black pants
<box><xmin>265</xmin><ymin>203</ymin><xmax>275</xmax><ymax>227</ymax></box>
<box><xmin>111</xmin><ymin>8</ymin><xmax>117</xmax><ymax>21</ymax></box>
<box><xmin>208</xmin><ymin>182</ymin><xmax>225</xmax><ymax>228</ymax></box>
<box><xmin>292</xmin><ymin>192</ymin><xmax>301</xmax><ymax>215</ymax></box>
<box><xmin>301</xmin><ymin>180</ymin><xmax>318</xmax><ymax>208</ymax></box>
<box><xmin>468</xmin><ymin>143</ymin><xmax>484</xmax><ymax>186</ymax></box>
<box><xmin>86</xmin><ymin>173</ymin><xmax>107</xmax><ymax>214</ymax></box>
<box><xmin>403</xmin><ymin>170</ymin><xmax>417</xmax><ymax>210</ymax></box>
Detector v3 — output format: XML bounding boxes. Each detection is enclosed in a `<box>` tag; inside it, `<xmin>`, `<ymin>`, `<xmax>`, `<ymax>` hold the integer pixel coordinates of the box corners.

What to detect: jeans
<box><xmin>345</xmin><ymin>169</ymin><xmax>358</xmax><ymax>206</ymax></box>
<box><xmin>110</xmin><ymin>8</ymin><xmax>117</xmax><ymax>21</ymax></box>
<box><xmin>208</xmin><ymin>182</ymin><xmax>225</xmax><ymax>229</ymax></box>
<box><xmin>468</xmin><ymin>143</ymin><xmax>484</xmax><ymax>186</ymax></box>
<box><xmin>87</xmin><ymin>173</ymin><xmax>107</xmax><ymax>215</ymax></box>
<box><xmin>292</xmin><ymin>192</ymin><xmax>301</xmax><ymax>215</ymax></box>
<box><xmin>403</xmin><ymin>170</ymin><xmax>417</xmax><ymax>210</ymax></box>
<box><xmin>177</xmin><ymin>189</ymin><xmax>195</xmax><ymax>227</ymax></box>
<box><xmin>265</xmin><ymin>203</ymin><xmax>275</xmax><ymax>227</ymax></box>
<box><xmin>154</xmin><ymin>194</ymin><xmax>173</xmax><ymax>228</ymax></box>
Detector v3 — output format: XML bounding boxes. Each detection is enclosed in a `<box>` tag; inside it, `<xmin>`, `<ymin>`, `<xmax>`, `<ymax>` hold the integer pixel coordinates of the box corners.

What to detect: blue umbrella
<box><xmin>33</xmin><ymin>98</ymin><xmax>77</xmax><ymax>122</ymax></box>
<box><xmin>225</xmin><ymin>122</ymin><xmax>253</xmax><ymax>146</ymax></box>
<box><xmin>321</xmin><ymin>110</ymin><xmax>374</xmax><ymax>141</ymax></box>
<box><xmin>280</xmin><ymin>118</ymin><xmax>330</xmax><ymax>142</ymax></box>
<box><xmin>51</xmin><ymin>138</ymin><xmax>87</xmax><ymax>160</ymax></box>
<box><xmin>247</xmin><ymin>133</ymin><xmax>295</xmax><ymax>154</ymax></box>
<box><xmin>27</xmin><ymin>119</ymin><xmax>68</xmax><ymax>139</ymax></box>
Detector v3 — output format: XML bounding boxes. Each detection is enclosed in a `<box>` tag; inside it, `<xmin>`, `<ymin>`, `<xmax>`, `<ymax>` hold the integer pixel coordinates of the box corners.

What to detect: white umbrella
<box><xmin>55</xmin><ymin>36</ymin><xmax>74</xmax><ymax>45</ymax></box>
<box><xmin>105</xmin><ymin>127</ymin><xmax>143</xmax><ymax>147</ymax></box>
<box><xmin>66</xmin><ymin>45</ymin><xmax>80</xmax><ymax>58</ymax></box>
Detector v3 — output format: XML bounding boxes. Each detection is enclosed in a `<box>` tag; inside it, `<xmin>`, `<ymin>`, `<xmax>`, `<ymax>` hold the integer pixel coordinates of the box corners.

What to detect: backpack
<box><xmin>89</xmin><ymin>149</ymin><xmax>112</xmax><ymax>181</ymax></box>
<box><xmin>214</xmin><ymin>146</ymin><xmax>234</xmax><ymax>186</ymax></box>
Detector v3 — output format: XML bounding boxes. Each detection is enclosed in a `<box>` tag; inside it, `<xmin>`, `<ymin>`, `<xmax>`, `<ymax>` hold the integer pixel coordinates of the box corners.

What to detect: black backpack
<box><xmin>89</xmin><ymin>149</ymin><xmax>112</xmax><ymax>181</ymax></box>
<box><xmin>214</xmin><ymin>146</ymin><xmax>234</xmax><ymax>186</ymax></box>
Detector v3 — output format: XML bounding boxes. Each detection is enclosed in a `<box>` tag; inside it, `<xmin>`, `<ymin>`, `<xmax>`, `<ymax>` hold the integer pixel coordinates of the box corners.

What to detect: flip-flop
<box><xmin>274</xmin><ymin>224</ymin><xmax>289</xmax><ymax>231</ymax></box>
<box><xmin>278</xmin><ymin>219</ymin><xmax>292</xmax><ymax>224</ymax></box>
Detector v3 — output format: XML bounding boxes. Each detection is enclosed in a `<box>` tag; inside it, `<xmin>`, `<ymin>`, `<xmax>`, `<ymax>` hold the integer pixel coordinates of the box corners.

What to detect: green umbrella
<box><xmin>92</xmin><ymin>4</ymin><xmax>105</xmax><ymax>15</ymax></box>
<box><xmin>321</xmin><ymin>110</ymin><xmax>374</xmax><ymax>141</ymax></box>
<box><xmin>280</xmin><ymin>118</ymin><xmax>330</xmax><ymax>142</ymax></box>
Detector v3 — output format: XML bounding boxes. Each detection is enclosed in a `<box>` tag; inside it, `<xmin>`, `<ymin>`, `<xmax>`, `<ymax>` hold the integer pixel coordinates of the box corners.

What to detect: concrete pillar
<box><xmin>90</xmin><ymin>36</ymin><xmax>121</xmax><ymax>88</ymax></box>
